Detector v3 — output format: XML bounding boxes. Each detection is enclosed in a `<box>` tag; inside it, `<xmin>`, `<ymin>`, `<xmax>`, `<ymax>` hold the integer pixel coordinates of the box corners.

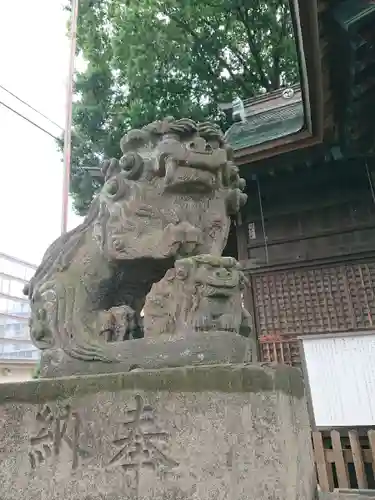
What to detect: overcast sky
<box><xmin>0</xmin><ymin>0</ymin><xmax>83</xmax><ymax>265</ymax></box>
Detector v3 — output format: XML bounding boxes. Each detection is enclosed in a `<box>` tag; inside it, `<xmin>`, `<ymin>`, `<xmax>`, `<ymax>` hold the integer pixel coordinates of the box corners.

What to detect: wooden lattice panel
<box><xmin>313</xmin><ymin>429</ymin><xmax>375</xmax><ymax>491</ymax></box>
<box><xmin>259</xmin><ymin>335</ymin><xmax>300</xmax><ymax>365</ymax></box>
<box><xmin>253</xmin><ymin>262</ymin><xmax>375</xmax><ymax>338</ymax></box>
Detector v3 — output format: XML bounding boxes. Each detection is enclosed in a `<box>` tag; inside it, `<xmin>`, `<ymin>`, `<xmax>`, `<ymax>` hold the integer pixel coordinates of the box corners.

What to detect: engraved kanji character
<box><xmin>28</xmin><ymin>404</ymin><xmax>89</xmax><ymax>470</ymax></box>
<box><xmin>109</xmin><ymin>394</ymin><xmax>178</xmax><ymax>488</ymax></box>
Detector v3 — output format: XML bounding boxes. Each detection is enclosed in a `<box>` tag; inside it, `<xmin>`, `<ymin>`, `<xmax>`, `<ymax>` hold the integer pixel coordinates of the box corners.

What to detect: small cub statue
<box><xmin>143</xmin><ymin>254</ymin><xmax>254</xmax><ymax>342</ymax></box>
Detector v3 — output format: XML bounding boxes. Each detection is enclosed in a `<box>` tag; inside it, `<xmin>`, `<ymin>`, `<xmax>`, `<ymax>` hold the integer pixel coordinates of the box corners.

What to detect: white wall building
<box><xmin>300</xmin><ymin>331</ymin><xmax>375</xmax><ymax>428</ymax></box>
<box><xmin>0</xmin><ymin>252</ymin><xmax>40</xmax><ymax>383</ymax></box>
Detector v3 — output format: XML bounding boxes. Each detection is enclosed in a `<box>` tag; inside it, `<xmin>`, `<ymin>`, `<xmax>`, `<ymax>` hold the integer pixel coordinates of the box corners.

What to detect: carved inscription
<box><xmin>28</xmin><ymin>404</ymin><xmax>89</xmax><ymax>471</ymax></box>
<box><xmin>108</xmin><ymin>394</ymin><xmax>178</xmax><ymax>487</ymax></box>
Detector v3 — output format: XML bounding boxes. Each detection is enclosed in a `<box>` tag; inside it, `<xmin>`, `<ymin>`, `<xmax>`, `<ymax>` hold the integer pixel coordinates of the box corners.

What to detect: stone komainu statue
<box><xmin>144</xmin><ymin>254</ymin><xmax>253</xmax><ymax>339</ymax></box>
<box><xmin>23</xmin><ymin>117</ymin><xmax>249</xmax><ymax>362</ymax></box>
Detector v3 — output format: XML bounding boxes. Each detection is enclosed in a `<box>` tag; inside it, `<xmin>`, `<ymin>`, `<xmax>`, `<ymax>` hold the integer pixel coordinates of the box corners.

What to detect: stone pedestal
<box><xmin>0</xmin><ymin>364</ymin><xmax>316</xmax><ymax>500</ymax></box>
<box><xmin>39</xmin><ymin>332</ymin><xmax>255</xmax><ymax>378</ymax></box>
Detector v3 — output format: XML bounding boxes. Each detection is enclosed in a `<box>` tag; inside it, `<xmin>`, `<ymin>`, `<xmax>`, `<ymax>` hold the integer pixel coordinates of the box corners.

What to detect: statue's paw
<box><xmin>226</xmin><ymin>188</ymin><xmax>248</xmax><ymax>215</ymax></box>
<box><xmin>217</xmin><ymin>313</ymin><xmax>238</xmax><ymax>333</ymax></box>
<box><xmin>180</xmin><ymin>223</ymin><xmax>202</xmax><ymax>256</ymax></box>
<box><xmin>163</xmin><ymin>222</ymin><xmax>202</xmax><ymax>257</ymax></box>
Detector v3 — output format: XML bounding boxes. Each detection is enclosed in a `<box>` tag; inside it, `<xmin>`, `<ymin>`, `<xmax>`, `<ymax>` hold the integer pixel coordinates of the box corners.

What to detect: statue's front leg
<box><xmin>240</xmin><ymin>307</ymin><xmax>257</xmax><ymax>361</ymax></box>
<box><xmin>162</xmin><ymin>221</ymin><xmax>202</xmax><ymax>257</ymax></box>
<box><xmin>239</xmin><ymin>307</ymin><xmax>253</xmax><ymax>338</ymax></box>
<box><xmin>60</xmin><ymin>280</ymin><xmax>117</xmax><ymax>362</ymax></box>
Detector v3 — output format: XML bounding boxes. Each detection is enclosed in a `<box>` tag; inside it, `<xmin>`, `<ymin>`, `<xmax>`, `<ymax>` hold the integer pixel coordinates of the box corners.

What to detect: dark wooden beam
<box><xmin>231</xmin><ymin>0</ymin><xmax>324</xmax><ymax>166</ymax></box>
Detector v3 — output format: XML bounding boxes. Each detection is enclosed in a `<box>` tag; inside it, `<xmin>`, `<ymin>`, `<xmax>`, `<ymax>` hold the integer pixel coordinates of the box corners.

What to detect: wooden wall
<box><xmin>238</xmin><ymin>159</ymin><xmax>375</xmax><ymax>363</ymax></box>
<box><xmin>244</xmin><ymin>160</ymin><xmax>375</xmax><ymax>267</ymax></box>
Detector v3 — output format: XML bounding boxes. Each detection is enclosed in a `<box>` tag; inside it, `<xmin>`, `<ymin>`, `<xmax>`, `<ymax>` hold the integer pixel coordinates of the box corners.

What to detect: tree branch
<box><xmin>271</xmin><ymin>55</ymin><xmax>280</xmax><ymax>89</ymax></box>
<box><xmin>271</xmin><ymin>3</ymin><xmax>291</xmax><ymax>89</ymax></box>
<box><xmin>198</xmin><ymin>17</ymin><xmax>252</xmax><ymax>78</ymax></box>
<box><xmin>236</xmin><ymin>6</ymin><xmax>272</xmax><ymax>92</ymax></box>
<box><xmin>167</xmin><ymin>13</ymin><xmax>252</xmax><ymax>95</ymax></box>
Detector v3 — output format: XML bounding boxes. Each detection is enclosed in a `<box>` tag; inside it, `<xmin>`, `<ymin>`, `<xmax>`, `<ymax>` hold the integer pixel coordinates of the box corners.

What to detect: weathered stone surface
<box><xmin>39</xmin><ymin>331</ymin><xmax>254</xmax><ymax>378</ymax></box>
<box><xmin>0</xmin><ymin>364</ymin><xmax>315</xmax><ymax>500</ymax></box>
<box><xmin>143</xmin><ymin>255</ymin><xmax>254</xmax><ymax>341</ymax></box>
<box><xmin>23</xmin><ymin>118</ymin><xmax>248</xmax><ymax>366</ymax></box>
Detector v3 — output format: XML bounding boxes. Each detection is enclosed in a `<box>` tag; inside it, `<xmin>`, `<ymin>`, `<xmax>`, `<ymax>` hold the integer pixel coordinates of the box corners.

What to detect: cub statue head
<box><xmin>93</xmin><ymin>118</ymin><xmax>248</xmax><ymax>261</ymax></box>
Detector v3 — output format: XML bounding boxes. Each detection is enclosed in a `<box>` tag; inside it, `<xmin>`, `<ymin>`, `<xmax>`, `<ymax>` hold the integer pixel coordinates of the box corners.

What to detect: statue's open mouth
<box><xmin>164</xmin><ymin>163</ymin><xmax>217</xmax><ymax>193</ymax></box>
<box><xmin>204</xmin><ymin>281</ymin><xmax>238</xmax><ymax>297</ymax></box>
<box><xmin>157</xmin><ymin>141</ymin><xmax>227</xmax><ymax>194</ymax></box>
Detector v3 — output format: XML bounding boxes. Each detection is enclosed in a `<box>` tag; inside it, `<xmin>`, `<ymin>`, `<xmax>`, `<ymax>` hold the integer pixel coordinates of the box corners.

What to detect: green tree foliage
<box><xmin>64</xmin><ymin>0</ymin><xmax>300</xmax><ymax>214</ymax></box>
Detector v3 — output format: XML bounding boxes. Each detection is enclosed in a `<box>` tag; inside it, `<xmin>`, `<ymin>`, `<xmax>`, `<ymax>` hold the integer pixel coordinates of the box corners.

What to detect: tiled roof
<box><xmin>225</xmin><ymin>88</ymin><xmax>304</xmax><ymax>151</ymax></box>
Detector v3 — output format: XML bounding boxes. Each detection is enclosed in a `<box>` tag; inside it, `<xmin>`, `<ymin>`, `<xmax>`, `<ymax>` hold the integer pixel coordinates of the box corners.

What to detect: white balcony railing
<box><xmin>0</xmin><ymin>350</ymin><xmax>40</xmax><ymax>360</ymax></box>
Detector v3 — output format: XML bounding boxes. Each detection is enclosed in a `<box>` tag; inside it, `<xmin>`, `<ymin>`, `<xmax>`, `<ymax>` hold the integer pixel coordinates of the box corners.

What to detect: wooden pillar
<box><xmin>235</xmin><ymin>214</ymin><xmax>248</xmax><ymax>263</ymax></box>
<box><xmin>236</xmin><ymin>215</ymin><xmax>260</xmax><ymax>361</ymax></box>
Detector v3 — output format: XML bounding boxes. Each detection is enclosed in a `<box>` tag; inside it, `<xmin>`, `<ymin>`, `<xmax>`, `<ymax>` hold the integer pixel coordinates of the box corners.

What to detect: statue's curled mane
<box><xmin>24</xmin><ymin>197</ymin><xmax>100</xmax><ymax>298</ymax></box>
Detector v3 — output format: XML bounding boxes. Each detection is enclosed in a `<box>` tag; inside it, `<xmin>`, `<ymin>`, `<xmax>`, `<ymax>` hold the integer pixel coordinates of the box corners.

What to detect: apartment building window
<box><xmin>9</xmin><ymin>280</ymin><xmax>27</xmax><ymax>299</ymax></box>
<box><xmin>0</xmin><ymin>277</ymin><xmax>10</xmax><ymax>295</ymax></box>
<box><xmin>0</xmin><ymin>255</ymin><xmax>36</xmax><ymax>282</ymax></box>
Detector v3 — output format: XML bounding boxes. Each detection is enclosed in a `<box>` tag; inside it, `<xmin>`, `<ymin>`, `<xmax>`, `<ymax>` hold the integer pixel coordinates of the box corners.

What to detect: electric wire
<box><xmin>0</xmin><ymin>100</ymin><xmax>60</xmax><ymax>140</ymax></box>
<box><xmin>0</xmin><ymin>89</ymin><xmax>104</xmax><ymax>179</ymax></box>
<box><xmin>0</xmin><ymin>86</ymin><xmax>88</xmax><ymax>146</ymax></box>
<box><xmin>0</xmin><ymin>83</ymin><xmax>64</xmax><ymax>131</ymax></box>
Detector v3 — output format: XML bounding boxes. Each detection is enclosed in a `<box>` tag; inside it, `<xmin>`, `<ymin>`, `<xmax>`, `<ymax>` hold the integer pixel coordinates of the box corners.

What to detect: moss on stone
<box><xmin>0</xmin><ymin>363</ymin><xmax>304</xmax><ymax>404</ymax></box>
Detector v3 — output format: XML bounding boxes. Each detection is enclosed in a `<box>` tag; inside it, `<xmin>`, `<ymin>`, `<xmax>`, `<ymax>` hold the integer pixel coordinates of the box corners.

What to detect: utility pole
<box><xmin>61</xmin><ymin>0</ymin><xmax>79</xmax><ymax>234</ymax></box>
